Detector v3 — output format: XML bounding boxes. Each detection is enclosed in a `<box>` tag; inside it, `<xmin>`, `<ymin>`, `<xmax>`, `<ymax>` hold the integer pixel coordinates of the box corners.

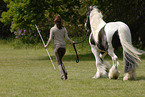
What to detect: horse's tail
<box><xmin>118</xmin><ymin>22</ymin><xmax>144</xmax><ymax>72</ymax></box>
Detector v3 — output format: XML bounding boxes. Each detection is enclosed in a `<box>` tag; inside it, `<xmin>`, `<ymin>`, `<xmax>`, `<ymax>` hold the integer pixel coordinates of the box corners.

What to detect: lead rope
<box><xmin>73</xmin><ymin>43</ymin><xmax>79</xmax><ymax>63</ymax></box>
<box><xmin>73</xmin><ymin>29</ymin><xmax>90</xmax><ymax>63</ymax></box>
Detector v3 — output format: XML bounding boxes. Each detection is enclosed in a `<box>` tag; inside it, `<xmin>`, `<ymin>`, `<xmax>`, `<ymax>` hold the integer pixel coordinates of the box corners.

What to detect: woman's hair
<box><xmin>54</xmin><ymin>15</ymin><xmax>63</xmax><ymax>29</ymax></box>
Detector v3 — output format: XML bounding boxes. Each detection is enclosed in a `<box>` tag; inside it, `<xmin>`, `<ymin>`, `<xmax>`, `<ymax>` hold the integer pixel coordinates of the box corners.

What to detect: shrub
<box><xmin>14</xmin><ymin>29</ymin><xmax>39</xmax><ymax>44</ymax></box>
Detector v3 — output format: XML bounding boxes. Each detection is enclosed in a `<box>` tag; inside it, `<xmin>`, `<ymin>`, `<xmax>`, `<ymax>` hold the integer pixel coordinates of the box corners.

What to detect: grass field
<box><xmin>0</xmin><ymin>39</ymin><xmax>145</xmax><ymax>97</ymax></box>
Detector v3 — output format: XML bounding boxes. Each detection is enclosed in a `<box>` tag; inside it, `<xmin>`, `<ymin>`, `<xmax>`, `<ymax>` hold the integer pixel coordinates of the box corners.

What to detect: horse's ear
<box><xmin>87</xmin><ymin>5</ymin><xmax>90</xmax><ymax>11</ymax></box>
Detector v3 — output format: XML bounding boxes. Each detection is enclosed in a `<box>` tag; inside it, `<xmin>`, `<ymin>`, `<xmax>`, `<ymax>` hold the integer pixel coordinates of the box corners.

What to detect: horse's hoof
<box><xmin>123</xmin><ymin>73</ymin><xmax>136</xmax><ymax>81</ymax></box>
<box><xmin>109</xmin><ymin>71</ymin><xmax>120</xmax><ymax>80</ymax></box>
<box><xmin>92</xmin><ymin>75</ymin><xmax>100</xmax><ymax>79</ymax></box>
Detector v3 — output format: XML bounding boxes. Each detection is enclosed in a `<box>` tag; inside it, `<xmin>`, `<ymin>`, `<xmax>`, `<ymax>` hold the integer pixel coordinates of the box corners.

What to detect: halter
<box><xmin>73</xmin><ymin>12</ymin><xmax>90</xmax><ymax>63</ymax></box>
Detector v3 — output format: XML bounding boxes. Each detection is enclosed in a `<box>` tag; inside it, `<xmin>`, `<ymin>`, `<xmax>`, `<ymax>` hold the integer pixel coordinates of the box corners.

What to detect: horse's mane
<box><xmin>90</xmin><ymin>6</ymin><xmax>103</xmax><ymax>19</ymax></box>
<box><xmin>89</xmin><ymin>6</ymin><xmax>106</xmax><ymax>42</ymax></box>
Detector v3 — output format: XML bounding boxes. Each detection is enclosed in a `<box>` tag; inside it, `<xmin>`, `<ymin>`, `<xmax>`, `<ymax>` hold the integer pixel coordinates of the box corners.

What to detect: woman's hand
<box><xmin>72</xmin><ymin>41</ymin><xmax>75</xmax><ymax>44</ymax></box>
<box><xmin>44</xmin><ymin>45</ymin><xmax>47</xmax><ymax>48</ymax></box>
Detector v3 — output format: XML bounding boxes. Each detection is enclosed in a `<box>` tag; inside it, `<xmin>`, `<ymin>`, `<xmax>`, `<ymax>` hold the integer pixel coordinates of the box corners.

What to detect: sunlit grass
<box><xmin>0</xmin><ymin>39</ymin><xmax>145</xmax><ymax>97</ymax></box>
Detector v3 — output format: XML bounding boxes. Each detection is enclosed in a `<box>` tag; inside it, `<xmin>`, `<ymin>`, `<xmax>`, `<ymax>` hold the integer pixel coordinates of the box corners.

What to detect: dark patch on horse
<box><xmin>90</xmin><ymin>34</ymin><xmax>96</xmax><ymax>45</ymax></box>
<box><xmin>100</xmin><ymin>52</ymin><xmax>105</xmax><ymax>55</ymax></box>
<box><xmin>97</xmin><ymin>26</ymin><xmax>108</xmax><ymax>51</ymax></box>
<box><xmin>112</xmin><ymin>31</ymin><xmax>121</xmax><ymax>50</ymax></box>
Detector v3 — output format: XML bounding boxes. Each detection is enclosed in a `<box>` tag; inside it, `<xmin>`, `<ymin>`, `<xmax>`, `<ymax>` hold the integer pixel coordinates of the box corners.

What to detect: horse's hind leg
<box><xmin>123</xmin><ymin>52</ymin><xmax>137</xmax><ymax>80</ymax></box>
<box><xmin>108</xmin><ymin>45</ymin><xmax>120</xmax><ymax>79</ymax></box>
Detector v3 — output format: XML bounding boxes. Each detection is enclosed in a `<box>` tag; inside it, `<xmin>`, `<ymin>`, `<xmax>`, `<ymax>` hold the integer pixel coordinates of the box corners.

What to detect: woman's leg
<box><xmin>58</xmin><ymin>48</ymin><xmax>67</xmax><ymax>78</ymax></box>
<box><xmin>55</xmin><ymin>47</ymin><xmax>67</xmax><ymax>80</ymax></box>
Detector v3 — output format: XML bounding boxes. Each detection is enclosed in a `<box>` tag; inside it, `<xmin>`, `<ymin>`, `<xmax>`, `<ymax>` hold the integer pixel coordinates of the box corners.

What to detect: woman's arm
<box><xmin>45</xmin><ymin>29</ymin><xmax>53</xmax><ymax>48</ymax></box>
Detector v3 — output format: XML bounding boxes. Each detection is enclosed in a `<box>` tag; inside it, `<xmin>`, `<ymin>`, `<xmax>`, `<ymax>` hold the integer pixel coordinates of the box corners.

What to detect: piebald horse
<box><xmin>85</xmin><ymin>6</ymin><xmax>144</xmax><ymax>80</ymax></box>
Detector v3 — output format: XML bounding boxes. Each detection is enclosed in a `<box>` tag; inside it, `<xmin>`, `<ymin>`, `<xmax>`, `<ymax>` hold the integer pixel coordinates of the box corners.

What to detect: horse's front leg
<box><xmin>91</xmin><ymin>45</ymin><xmax>108</xmax><ymax>79</ymax></box>
<box><xmin>91</xmin><ymin>45</ymin><xmax>101</xmax><ymax>78</ymax></box>
<box><xmin>99</xmin><ymin>52</ymin><xmax>107</xmax><ymax>60</ymax></box>
<box><xmin>108</xmin><ymin>45</ymin><xmax>120</xmax><ymax>79</ymax></box>
<box><xmin>100</xmin><ymin>52</ymin><xmax>110</xmax><ymax>73</ymax></box>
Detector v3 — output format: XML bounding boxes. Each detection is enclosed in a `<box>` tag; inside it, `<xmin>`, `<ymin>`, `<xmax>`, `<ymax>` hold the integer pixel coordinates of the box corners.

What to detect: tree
<box><xmin>1</xmin><ymin>0</ymin><xmax>85</xmax><ymax>42</ymax></box>
<box><xmin>1</xmin><ymin>0</ymin><xmax>145</xmax><ymax>47</ymax></box>
<box><xmin>1</xmin><ymin>0</ymin><xmax>51</xmax><ymax>43</ymax></box>
<box><xmin>0</xmin><ymin>0</ymin><xmax>12</xmax><ymax>38</ymax></box>
<box><xmin>1</xmin><ymin>0</ymin><xmax>49</xmax><ymax>31</ymax></box>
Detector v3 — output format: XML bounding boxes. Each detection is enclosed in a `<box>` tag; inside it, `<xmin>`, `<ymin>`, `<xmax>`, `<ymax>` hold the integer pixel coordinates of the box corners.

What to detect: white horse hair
<box><xmin>85</xmin><ymin>6</ymin><xmax>144</xmax><ymax>80</ymax></box>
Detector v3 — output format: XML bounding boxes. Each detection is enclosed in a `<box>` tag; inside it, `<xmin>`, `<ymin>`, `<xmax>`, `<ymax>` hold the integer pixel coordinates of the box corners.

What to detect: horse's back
<box><xmin>105</xmin><ymin>22</ymin><xmax>128</xmax><ymax>43</ymax></box>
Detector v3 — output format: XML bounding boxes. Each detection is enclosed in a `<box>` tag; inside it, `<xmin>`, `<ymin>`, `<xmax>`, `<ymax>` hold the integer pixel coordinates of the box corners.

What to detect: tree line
<box><xmin>0</xmin><ymin>0</ymin><xmax>145</xmax><ymax>48</ymax></box>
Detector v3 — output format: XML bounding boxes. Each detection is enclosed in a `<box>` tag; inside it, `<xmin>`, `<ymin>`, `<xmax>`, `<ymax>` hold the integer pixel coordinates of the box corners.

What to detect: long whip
<box><xmin>35</xmin><ymin>24</ymin><xmax>56</xmax><ymax>70</ymax></box>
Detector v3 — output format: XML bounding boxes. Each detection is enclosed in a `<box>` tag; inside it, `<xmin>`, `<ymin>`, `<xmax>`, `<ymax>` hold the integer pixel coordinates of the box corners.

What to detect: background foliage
<box><xmin>0</xmin><ymin>0</ymin><xmax>145</xmax><ymax>48</ymax></box>
<box><xmin>0</xmin><ymin>0</ymin><xmax>12</xmax><ymax>38</ymax></box>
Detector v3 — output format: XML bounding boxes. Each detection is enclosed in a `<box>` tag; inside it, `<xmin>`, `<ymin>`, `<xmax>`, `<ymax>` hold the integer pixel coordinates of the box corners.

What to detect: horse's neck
<box><xmin>90</xmin><ymin>18</ymin><xmax>106</xmax><ymax>42</ymax></box>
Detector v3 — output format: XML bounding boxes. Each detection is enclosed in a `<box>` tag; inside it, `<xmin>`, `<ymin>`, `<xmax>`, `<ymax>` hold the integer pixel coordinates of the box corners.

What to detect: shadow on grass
<box><xmin>30</xmin><ymin>52</ymin><xmax>125</xmax><ymax>62</ymax></box>
<box><xmin>118</xmin><ymin>76</ymin><xmax>145</xmax><ymax>81</ymax></box>
<box><xmin>64</xmin><ymin>53</ymin><xmax>95</xmax><ymax>61</ymax></box>
<box><xmin>30</xmin><ymin>53</ymin><xmax>95</xmax><ymax>62</ymax></box>
<box><xmin>136</xmin><ymin>76</ymin><xmax>145</xmax><ymax>81</ymax></box>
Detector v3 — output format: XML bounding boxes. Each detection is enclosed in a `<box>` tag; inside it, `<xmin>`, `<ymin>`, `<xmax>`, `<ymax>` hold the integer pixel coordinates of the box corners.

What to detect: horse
<box><xmin>85</xmin><ymin>6</ymin><xmax>144</xmax><ymax>80</ymax></box>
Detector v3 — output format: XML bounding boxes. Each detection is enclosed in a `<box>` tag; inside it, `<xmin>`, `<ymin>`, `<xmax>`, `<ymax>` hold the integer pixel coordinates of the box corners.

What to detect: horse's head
<box><xmin>85</xmin><ymin>12</ymin><xmax>90</xmax><ymax>31</ymax></box>
<box><xmin>85</xmin><ymin>6</ymin><xmax>97</xmax><ymax>31</ymax></box>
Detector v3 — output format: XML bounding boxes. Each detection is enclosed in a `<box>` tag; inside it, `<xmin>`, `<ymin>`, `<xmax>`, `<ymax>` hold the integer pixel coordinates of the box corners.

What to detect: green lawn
<box><xmin>0</xmin><ymin>40</ymin><xmax>145</xmax><ymax>97</ymax></box>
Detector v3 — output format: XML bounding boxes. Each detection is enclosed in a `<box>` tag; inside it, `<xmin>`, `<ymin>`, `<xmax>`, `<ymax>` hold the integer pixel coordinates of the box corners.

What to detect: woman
<box><xmin>45</xmin><ymin>15</ymin><xmax>75</xmax><ymax>80</ymax></box>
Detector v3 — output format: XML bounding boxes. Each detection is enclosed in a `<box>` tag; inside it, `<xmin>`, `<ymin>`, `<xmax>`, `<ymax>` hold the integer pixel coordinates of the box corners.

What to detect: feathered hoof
<box><xmin>123</xmin><ymin>72</ymin><xmax>136</xmax><ymax>81</ymax></box>
<box><xmin>108</xmin><ymin>69</ymin><xmax>120</xmax><ymax>80</ymax></box>
<box><xmin>92</xmin><ymin>76</ymin><xmax>98</xmax><ymax>79</ymax></box>
<box><xmin>92</xmin><ymin>73</ymin><xmax>108</xmax><ymax>79</ymax></box>
<box><xmin>92</xmin><ymin>74</ymin><xmax>100</xmax><ymax>79</ymax></box>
